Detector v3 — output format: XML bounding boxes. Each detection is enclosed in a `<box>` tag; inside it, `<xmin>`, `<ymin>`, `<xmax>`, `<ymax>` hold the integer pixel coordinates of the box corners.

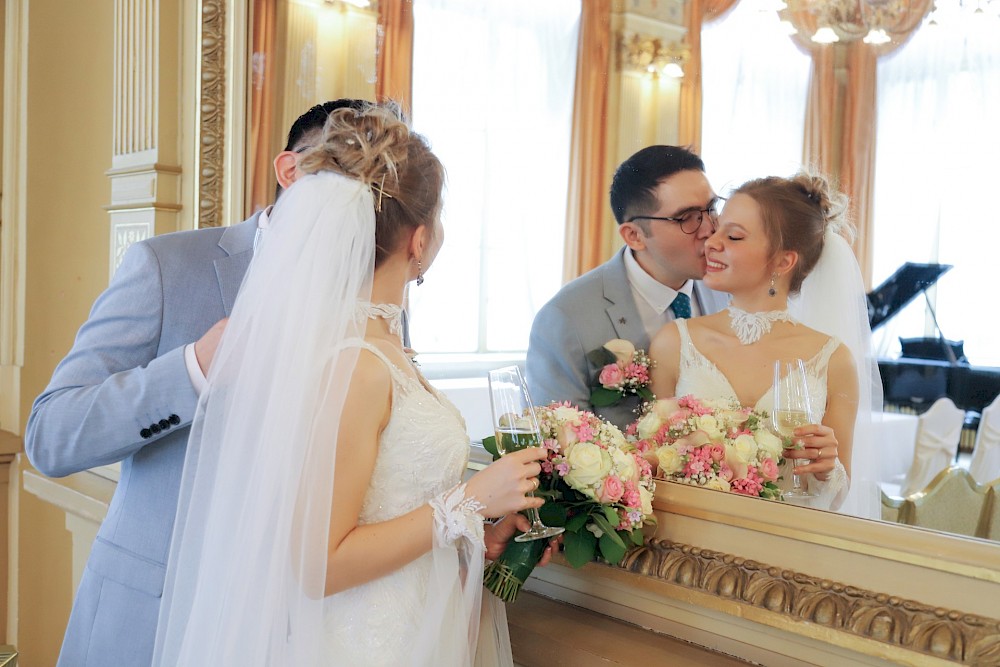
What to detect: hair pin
<box><xmin>371</xmin><ymin>174</ymin><xmax>394</xmax><ymax>212</ymax></box>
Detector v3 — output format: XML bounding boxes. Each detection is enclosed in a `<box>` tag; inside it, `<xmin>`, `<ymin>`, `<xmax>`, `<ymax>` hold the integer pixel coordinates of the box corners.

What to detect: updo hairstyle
<box><xmin>297</xmin><ymin>102</ymin><xmax>445</xmax><ymax>267</ymax></box>
<box><xmin>733</xmin><ymin>171</ymin><xmax>854</xmax><ymax>294</ymax></box>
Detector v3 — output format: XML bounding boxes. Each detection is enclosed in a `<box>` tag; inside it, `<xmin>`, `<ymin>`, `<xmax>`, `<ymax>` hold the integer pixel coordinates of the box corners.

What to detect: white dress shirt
<box><xmin>622</xmin><ymin>248</ymin><xmax>700</xmax><ymax>341</ymax></box>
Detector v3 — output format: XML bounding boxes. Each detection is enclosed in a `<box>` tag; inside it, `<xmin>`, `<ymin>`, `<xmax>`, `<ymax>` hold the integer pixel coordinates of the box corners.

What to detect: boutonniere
<box><xmin>586</xmin><ymin>339</ymin><xmax>655</xmax><ymax>407</ymax></box>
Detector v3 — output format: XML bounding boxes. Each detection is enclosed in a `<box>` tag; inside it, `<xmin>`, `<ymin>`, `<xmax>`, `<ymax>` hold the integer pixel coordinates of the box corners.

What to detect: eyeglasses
<box><xmin>626</xmin><ymin>198</ymin><xmax>723</xmax><ymax>234</ymax></box>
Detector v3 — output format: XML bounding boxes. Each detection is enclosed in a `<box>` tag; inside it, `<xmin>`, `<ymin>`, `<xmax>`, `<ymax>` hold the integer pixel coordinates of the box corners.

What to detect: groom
<box><xmin>526</xmin><ymin>146</ymin><xmax>728</xmax><ymax>431</ymax></box>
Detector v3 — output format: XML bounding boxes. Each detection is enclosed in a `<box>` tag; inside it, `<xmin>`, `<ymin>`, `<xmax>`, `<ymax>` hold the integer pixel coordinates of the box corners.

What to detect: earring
<box><xmin>768</xmin><ymin>273</ymin><xmax>777</xmax><ymax>297</ymax></box>
<box><xmin>416</xmin><ymin>260</ymin><xmax>425</xmax><ymax>286</ymax></box>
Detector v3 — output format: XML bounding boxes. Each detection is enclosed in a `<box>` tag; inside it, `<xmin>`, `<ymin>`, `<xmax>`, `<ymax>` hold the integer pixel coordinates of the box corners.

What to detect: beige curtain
<box><xmin>248</xmin><ymin>0</ymin><xmax>279</xmax><ymax>214</ymax></box>
<box><xmin>562</xmin><ymin>0</ymin><xmax>612</xmax><ymax>280</ymax></box>
<box><xmin>678</xmin><ymin>0</ymin><xmax>740</xmax><ymax>151</ymax></box>
<box><xmin>377</xmin><ymin>0</ymin><xmax>415</xmax><ymax>114</ymax></box>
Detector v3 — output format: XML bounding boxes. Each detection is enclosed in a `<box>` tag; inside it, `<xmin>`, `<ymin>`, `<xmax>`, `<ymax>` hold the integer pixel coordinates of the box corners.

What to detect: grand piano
<box><xmin>870</xmin><ymin>263</ymin><xmax>1000</xmax><ymax>446</ymax></box>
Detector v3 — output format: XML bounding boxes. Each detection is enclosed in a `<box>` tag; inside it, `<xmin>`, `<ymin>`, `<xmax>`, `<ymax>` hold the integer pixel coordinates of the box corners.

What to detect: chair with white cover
<box><xmin>900</xmin><ymin>397</ymin><xmax>965</xmax><ymax>497</ymax></box>
<box><xmin>969</xmin><ymin>394</ymin><xmax>1000</xmax><ymax>485</ymax></box>
<box><xmin>898</xmin><ymin>466</ymin><xmax>986</xmax><ymax>538</ymax></box>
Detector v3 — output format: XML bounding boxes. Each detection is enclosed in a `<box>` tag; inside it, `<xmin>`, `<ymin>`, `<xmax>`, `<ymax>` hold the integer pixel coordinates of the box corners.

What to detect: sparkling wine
<box><xmin>772</xmin><ymin>409</ymin><xmax>809</xmax><ymax>439</ymax></box>
<box><xmin>494</xmin><ymin>428</ymin><xmax>540</xmax><ymax>455</ymax></box>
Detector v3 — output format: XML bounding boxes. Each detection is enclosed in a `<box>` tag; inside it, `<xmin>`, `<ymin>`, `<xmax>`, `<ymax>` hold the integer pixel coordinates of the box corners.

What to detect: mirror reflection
<box><xmin>246</xmin><ymin>0</ymin><xmax>1000</xmax><ymax>544</ymax></box>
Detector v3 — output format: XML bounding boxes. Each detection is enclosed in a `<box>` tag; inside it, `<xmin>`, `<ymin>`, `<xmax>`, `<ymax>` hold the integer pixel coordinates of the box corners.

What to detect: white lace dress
<box><xmin>674</xmin><ymin>319</ymin><xmax>849</xmax><ymax>510</ymax></box>
<box><xmin>322</xmin><ymin>341</ymin><xmax>506</xmax><ymax>665</ymax></box>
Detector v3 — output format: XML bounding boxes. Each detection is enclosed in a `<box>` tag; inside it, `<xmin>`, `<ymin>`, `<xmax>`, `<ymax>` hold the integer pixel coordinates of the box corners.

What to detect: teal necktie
<box><xmin>670</xmin><ymin>292</ymin><xmax>692</xmax><ymax>319</ymax></box>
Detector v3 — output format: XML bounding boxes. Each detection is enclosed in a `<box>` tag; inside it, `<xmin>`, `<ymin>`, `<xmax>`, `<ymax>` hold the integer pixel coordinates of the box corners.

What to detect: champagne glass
<box><xmin>487</xmin><ymin>366</ymin><xmax>564</xmax><ymax>542</ymax></box>
<box><xmin>771</xmin><ymin>360</ymin><xmax>817</xmax><ymax>499</ymax></box>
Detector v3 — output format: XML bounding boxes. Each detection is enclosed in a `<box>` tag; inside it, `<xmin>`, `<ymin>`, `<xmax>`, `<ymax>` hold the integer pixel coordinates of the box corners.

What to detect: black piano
<box><xmin>870</xmin><ymin>263</ymin><xmax>1000</xmax><ymax>447</ymax></box>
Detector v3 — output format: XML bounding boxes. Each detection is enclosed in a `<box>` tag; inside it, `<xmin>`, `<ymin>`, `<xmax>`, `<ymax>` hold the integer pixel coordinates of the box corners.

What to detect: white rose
<box><xmin>754</xmin><ymin>429</ymin><xmax>784</xmax><ymax>460</ymax></box>
<box><xmin>554</xmin><ymin>405</ymin><xmax>580</xmax><ymax>424</ymax></box>
<box><xmin>564</xmin><ymin>442</ymin><xmax>613</xmax><ymax>493</ymax></box>
<box><xmin>656</xmin><ymin>445</ymin><xmax>684</xmax><ymax>476</ymax></box>
<box><xmin>611</xmin><ymin>447</ymin><xmax>639</xmax><ymax>483</ymax></box>
<box><xmin>636</xmin><ymin>412</ymin><xmax>663</xmax><ymax>440</ymax></box>
<box><xmin>705</xmin><ymin>477</ymin><xmax>732</xmax><ymax>492</ymax></box>
<box><xmin>603</xmin><ymin>339</ymin><xmax>636</xmax><ymax>364</ymax></box>
<box><xmin>716</xmin><ymin>409</ymin><xmax>748</xmax><ymax>430</ymax></box>
<box><xmin>733</xmin><ymin>434</ymin><xmax>758</xmax><ymax>463</ymax></box>
<box><xmin>695</xmin><ymin>415</ymin><xmax>723</xmax><ymax>441</ymax></box>
<box><xmin>639</xmin><ymin>485</ymin><xmax>654</xmax><ymax>516</ymax></box>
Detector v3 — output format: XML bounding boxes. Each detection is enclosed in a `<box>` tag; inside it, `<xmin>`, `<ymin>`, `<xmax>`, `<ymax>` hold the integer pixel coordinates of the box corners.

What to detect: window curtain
<box><xmin>562</xmin><ymin>0</ymin><xmax>611</xmax><ymax>281</ymax></box>
<box><xmin>377</xmin><ymin>0</ymin><xmax>414</xmax><ymax>113</ymax></box>
<box><xmin>677</xmin><ymin>0</ymin><xmax>740</xmax><ymax>153</ymax></box>
<box><xmin>872</xmin><ymin>18</ymin><xmax>1000</xmax><ymax>364</ymax></box>
<box><xmin>248</xmin><ymin>0</ymin><xmax>280</xmax><ymax>214</ymax></box>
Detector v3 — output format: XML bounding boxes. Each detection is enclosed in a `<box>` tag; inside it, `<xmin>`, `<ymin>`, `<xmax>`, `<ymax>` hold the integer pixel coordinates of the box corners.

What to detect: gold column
<box><xmin>106</xmin><ymin>0</ymin><xmax>184</xmax><ymax>277</ymax></box>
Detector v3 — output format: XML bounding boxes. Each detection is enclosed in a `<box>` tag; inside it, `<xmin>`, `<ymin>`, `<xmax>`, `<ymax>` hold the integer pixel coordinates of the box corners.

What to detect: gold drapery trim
<box><xmin>562</xmin><ymin>0</ymin><xmax>612</xmax><ymax>280</ymax></box>
<box><xmin>376</xmin><ymin>0</ymin><xmax>414</xmax><ymax>115</ymax></box>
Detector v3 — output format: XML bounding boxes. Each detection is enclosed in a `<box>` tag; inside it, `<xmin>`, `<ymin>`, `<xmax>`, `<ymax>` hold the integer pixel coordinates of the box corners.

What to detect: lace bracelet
<box><xmin>430</xmin><ymin>484</ymin><xmax>486</xmax><ymax>547</ymax></box>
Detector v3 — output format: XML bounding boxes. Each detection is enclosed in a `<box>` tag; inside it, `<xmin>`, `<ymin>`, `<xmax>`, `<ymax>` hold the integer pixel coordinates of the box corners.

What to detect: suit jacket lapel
<box><xmin>214</xmin><ymin>214</ymin><xmax>260</xmax><ymax>316</ymax></box>
<box><xmin>603</xmin><ymin>248</ymin><xmax>649</xmax><ymax>348</ymax></box>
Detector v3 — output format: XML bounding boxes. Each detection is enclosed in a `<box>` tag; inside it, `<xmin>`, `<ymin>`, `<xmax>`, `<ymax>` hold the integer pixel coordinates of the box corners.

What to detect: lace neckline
<box><xmin>727</xmin><ymin>305</ymin><xmax>796</xmax><ymax>345</ymax></box>
<box><xmin>356</xmin><ymin>302</ymin><xmax>404</xmax><ymax>340</ymax></box>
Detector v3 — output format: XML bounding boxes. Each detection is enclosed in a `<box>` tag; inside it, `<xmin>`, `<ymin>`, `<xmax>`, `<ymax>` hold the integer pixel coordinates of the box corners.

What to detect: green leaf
<box><xmin>481</xmin><ymin>436</ymin><xmax>499</xmax><ymax>459</ymax></box>
<box><xmin>591</xmin><ymin>514</ymin><xmax>626</xmax><ymax>549</ymax></box>
<box><xmin>565</xmin><ymin>512</ymin><xmax>590</xmax><ymax>533</ymax></box>
<box><xmin>538</xmin><ymin>502</ymin><xmax>568</xmax><ymax>527</ymax></box>
<box><xmin>590</xmin><ymin>387</ymin><xmax>623</xmax><ymax>407</ymax></box>
<box><xmin>630</xmin><ymin>528</ymin><xmax>645</xmax><ymax>546</ymax></box>
<box><xmin>585</xmin><ymin>347</ymin><xmax>616</xmax><ymax>368</ymax></box>
<box><xmin>602</xmin><ymin>505</ymin><xmax>620</xmax><ymax>526</ymax></box>
<box><xmin>637</xmin><ymin>387</ymin><xmax>655</xmax><ymax>402</ymax></box>
<box><xmin>599</xmin><ymin>532</ymin><xmax>628</xmax><ymax>565</ymax></box>
<box><xmin>563</xmin><ymin>529</ymin><xmax>597</xmax><ymax>568</ymax></box>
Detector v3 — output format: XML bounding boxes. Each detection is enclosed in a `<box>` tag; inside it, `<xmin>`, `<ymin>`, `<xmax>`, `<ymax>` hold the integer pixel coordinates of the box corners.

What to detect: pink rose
<box><xmin>709</xmin><ymin>444</ymin><xmax>725</xmax><ymax>462</ymax></box>
<box><xmin>599</xmin><ymin>363</ymin><xmax>625</xmax><ymax>388</ymax></box>
<box><xmin>597</xmin><ymin>476</ymin><xmax>625</xmax><ymax>503</ymax></box>
<box><xmin>759</xmin><ymin>457</ymin><xmax>780</xmax><ymax>482</ymax></box>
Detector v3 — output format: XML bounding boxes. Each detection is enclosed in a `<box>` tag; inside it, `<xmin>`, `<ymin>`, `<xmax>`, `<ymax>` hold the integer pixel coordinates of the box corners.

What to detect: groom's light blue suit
<box><xmin>25</xmin><ymin>215</ymin><xmax>259</xmax><ymax>667</ymax></box>
<box><xmin>526</xmin><ymin>247</ymin><xmax>728</xmax><ymax>431</ymax></box>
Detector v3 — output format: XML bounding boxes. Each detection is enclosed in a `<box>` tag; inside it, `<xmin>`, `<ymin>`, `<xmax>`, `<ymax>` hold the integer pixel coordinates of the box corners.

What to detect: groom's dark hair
<box><xmin>609</xmin><ymin>145</ymin><xmax>706</xmax><ymax>225</ymax></box>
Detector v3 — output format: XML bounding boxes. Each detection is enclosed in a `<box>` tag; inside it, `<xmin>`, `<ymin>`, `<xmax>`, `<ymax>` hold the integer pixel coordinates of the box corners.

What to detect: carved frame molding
<box><xmin>198</xmin><ymin>0</ymin><xmax>226</xmax><ymax>228</ymax></box>
<box><xmin>621</xmin><ymin>539</ymin><xmax>1000</xmax><ymax>665</ymax></box>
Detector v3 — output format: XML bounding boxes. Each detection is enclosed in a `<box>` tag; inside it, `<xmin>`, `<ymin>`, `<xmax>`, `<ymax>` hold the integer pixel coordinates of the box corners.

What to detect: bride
<box><xmin>151</xmin><ymin>103</ymin><xmax>550</xmax><ymax>665</ymax></box>
<box><xmin>649</xmin><ymin>173</ymin><xmax>880</xmax><ymax>516</ymax></box>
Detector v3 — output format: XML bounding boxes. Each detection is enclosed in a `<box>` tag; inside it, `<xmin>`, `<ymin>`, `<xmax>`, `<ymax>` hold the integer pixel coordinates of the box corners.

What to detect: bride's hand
<box><xmin>785</xmin><ymin>424</ymin><xmax>839</xmax><ymax>481</ymax></box>
<box><xmin>466</xmin><ymin>447</ymin><xmax>547</xmax><ymax>519</ymax></box>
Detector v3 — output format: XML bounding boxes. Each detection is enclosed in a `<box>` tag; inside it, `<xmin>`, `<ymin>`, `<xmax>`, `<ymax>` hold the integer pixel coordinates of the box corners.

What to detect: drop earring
<box><xmin>416</xmin><ymin>260</ymin><xmax>425</xmax><ymax>286</ymax></box>
<box><xmin>768</xmin><ymin>273</ymin><xmax>777</xmax><ymax>297</ymax></box>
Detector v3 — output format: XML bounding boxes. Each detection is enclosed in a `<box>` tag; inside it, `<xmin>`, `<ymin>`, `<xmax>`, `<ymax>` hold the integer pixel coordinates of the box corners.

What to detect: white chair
<box><xmin>969</xmin><ymin>394</ymin><xmax>1000</xmax><ymax>485</ymax></box>
<box><xmin>899</xmin><ymin>397</ymin><xmax>965</xmax><ymax>497</ymax></box>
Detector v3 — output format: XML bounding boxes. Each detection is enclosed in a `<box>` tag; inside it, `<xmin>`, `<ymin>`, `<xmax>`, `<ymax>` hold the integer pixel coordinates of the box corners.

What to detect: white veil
<box><xmin>789</xmin><ymin>228</ymin><xmax>883</xmax><ymax>520</ymax></box>
<box><xmin>152</xmin><ymin>167</ymin><xmax>488</xmax><ymax>665</ymax></box>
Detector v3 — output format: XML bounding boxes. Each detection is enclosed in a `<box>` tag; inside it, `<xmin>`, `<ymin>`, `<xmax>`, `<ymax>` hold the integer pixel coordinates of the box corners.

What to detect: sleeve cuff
<box><xmin>184</xmin><ymin>343</ymin><xmax>208</xmax><ymax>397</ymax></box>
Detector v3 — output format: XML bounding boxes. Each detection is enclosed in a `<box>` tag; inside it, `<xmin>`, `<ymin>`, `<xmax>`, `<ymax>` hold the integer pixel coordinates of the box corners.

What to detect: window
<box><xmin>700</xmin><ymin>1</ymin><xmax>810</xmax><ymax>194</ymax></box>
<box><xmin>873</xmin><ymin>12</ymin><xmax>1000</xmax><ymax>364</ymax></box>
<box><xmin>408</xmin><ymin>0</ymin><xmax>580</xmax><ymax>355</ymax></box>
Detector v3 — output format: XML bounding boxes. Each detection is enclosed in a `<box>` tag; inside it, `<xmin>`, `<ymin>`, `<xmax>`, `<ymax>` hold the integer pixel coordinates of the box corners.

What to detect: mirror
<box><xmin>208</xmin><ymin>0</ymin><xmax>1000</xmax><ymax>548</ymax></box>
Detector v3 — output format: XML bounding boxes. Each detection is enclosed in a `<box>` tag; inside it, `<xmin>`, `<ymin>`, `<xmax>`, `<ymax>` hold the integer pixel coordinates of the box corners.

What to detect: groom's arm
<box><xmin>525</xmin><ymin>301</ymin><xmax>593</xmax><ymax>412</ymax></box>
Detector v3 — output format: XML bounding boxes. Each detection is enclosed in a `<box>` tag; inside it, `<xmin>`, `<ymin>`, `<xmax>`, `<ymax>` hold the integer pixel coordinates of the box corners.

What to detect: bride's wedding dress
<box><xmin>673</xmin><ymin>319</ymin><xmax>849</xmax><ymax>510</ymax></box>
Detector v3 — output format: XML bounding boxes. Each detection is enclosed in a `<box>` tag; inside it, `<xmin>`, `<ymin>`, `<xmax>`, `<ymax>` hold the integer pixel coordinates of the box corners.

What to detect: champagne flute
<box><xmin>771</xmin><ymin>360</ymin><xmax>817</xmax><ymax>499</ymax></box>
<box><xmin>487</xmin><ymin>366</ymin><xmax>564</xmax><ymax>542</ymax></box>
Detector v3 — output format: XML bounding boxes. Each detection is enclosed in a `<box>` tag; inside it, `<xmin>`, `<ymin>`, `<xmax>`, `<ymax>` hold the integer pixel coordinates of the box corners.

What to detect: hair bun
<box><xmin>791</xmin><ymin>171</ymin><xmax>854</xmax><ymax>242</ymax></box>
<box><xmin>297</xmin><ymin>103</ymin><xmax>410</xmax><ymax>192</ymax></box>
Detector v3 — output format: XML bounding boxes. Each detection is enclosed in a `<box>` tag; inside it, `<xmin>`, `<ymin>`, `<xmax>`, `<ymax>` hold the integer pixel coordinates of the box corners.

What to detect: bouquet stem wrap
<box><xmin>483</xmin><ymin>535</ymin><xmax>548</xmax><ymax>603</ymax></box>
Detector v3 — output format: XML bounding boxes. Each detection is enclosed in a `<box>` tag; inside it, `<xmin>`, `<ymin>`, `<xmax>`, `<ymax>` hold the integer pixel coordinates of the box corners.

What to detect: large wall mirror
<box><xmin>202</xmin><ymin>0</ymin><xmax>1000</xmax><ymax>578</ymax></box>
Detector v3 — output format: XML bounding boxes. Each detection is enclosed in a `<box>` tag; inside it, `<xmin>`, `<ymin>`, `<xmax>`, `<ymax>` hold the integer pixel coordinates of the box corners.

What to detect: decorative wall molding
<box><xmin>198</xmin><ymin>0</ymin><xmax>226</xmax><ymax>228</ymax></box>
<box><xmin>622</xmin><ymin>539</ymin><xmax>1000</xmax><ymax>665</ymax></box>
<box><xmin>617</xmin><ymin>31</ymin><xmax>690</xmax><ymax>76</ymax></box>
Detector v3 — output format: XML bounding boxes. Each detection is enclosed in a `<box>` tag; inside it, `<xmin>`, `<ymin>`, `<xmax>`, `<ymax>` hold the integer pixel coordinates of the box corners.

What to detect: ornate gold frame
<box><xmin>198</xmin><ymin>0</ymin><xmax>227</xmax><ymax>228</ymax></box>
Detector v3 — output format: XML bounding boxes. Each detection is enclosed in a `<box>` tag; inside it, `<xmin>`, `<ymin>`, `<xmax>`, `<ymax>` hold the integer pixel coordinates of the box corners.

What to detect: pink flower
<box><xmin>597</xmin><ymin>476</ymin><xmax>625</xmax><ymax>503</ymax></box>
<box><xmin>541</xmin><ymin>461</ymin><xmax>554</xmax><ymax>474</ymax></box>
<box><xmin>625</xmin><ymin>422</ymin><xmax>638</xmax><ymax>437</ymax></box>
<box><xmin>555</xmin><ymin>462</ymin><xmax>570</xmax><ymax>476</ymax></box>
<box><xmin>572</xmin><ymin>421</ymin><xmax>596</xmax><ymax>443</ymax></box>
<box><xmin>759</xmin><ymin>457</ymin><xmax>779</xmax><ymax>482</ymax></box>
<box><xmin>718</xmin><ymin>463</ymin><xmax>734</xmax><ymax>482</ymax></box>
<box><xmin>599</xmin><ymin>363</ymin><xmax>625</xmax><ymax>388</ymax></box>
<box><xmin>709</xmin><ymin>444</ymin><xmax>725</xmax><ymax>462</ymax></box>
<box><xmin>623</xmin><ymin>362</ymin><xmax>649</xmax><ymax>383</ymax></box>
<box><xmin>730</xmin><ymin>467</ymin><xmax>764</xmax><ymax>496</ymax></box>
<box><xmin>622</xmin><ymin>481</ymin><xmax>640</xmax><ymax>508</ymax></box>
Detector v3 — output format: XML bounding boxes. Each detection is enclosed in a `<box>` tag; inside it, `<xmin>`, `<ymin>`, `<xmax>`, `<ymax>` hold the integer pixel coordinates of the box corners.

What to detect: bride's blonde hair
<box><xmin>297</xmin><ymin>102</ymin><xmax>445</xmax><ymax>267</ymax></box>
<box><xmin>733</xmin><ymin>171</ymin><xmax>855</xmax><ymax>294</ymax></box>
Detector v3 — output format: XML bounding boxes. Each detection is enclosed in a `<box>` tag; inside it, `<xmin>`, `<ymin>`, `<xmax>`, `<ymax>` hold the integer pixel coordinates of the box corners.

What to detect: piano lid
<box><xmin>867</xmin><ymin>262</ymin><xmax>952</xmax><ymax>331</ymax></box>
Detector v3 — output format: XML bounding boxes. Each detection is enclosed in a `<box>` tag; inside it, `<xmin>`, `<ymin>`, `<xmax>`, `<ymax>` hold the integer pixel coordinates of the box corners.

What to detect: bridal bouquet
<box><xmin>629</xmin><ymin>396</ymin><xmax>784</xmax><ymax>500</ymax></box>
<box><xmin>587</xmin><ymin>339</ymin><xmax>655</xmax><ymax>407</ymax></box>
<box><xmin>482</xmin><ymin>402</ymin><xmax>656</xmax><ymax>602</ymax></box>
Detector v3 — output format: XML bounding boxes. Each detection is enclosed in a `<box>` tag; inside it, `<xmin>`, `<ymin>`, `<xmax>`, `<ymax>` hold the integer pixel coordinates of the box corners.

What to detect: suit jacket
<box><xmin>525</xmin><ymin>247</ymin><xmax>728</xmax><ymax>432</ymax></box>
<box><xmin>25</xmin><ymin>215</ymin><xmax>259</xmax><ymax>667</ymax></box>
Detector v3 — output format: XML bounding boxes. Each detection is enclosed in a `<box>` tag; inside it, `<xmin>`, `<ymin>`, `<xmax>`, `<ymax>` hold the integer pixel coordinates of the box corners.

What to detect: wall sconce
<box><xmin>618</xmin><ymin>33</ymin><xmax>690</xmax><ymax>79</ymax></box>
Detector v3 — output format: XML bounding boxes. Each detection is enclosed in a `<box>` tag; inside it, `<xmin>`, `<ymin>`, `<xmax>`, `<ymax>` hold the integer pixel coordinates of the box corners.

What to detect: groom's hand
<box><xmin>484</xmin><ymin>514</ymin><xmax>560</xmax><ymax>565</ymax></box>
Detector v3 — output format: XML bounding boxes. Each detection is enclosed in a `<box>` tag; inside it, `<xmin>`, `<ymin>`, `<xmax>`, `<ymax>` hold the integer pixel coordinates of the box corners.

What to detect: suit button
<box><xmin>168</xmin><ymin>414</ymin><xmax>181</xmax><ymax>425</ymax></box>
<box><xmin>158</xmin><ymin>419</ymin><xmax>170</xmax><ymax>429</ymax></box>
<box><xmin>150</xmin><ymin>423</ymin><xmax>161</xmax><ymax>434</ymax></box>
<box><xmin>140</xmin><ymin>428</ymin><xmax>153</xmax><ymax>439</ymax></box>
